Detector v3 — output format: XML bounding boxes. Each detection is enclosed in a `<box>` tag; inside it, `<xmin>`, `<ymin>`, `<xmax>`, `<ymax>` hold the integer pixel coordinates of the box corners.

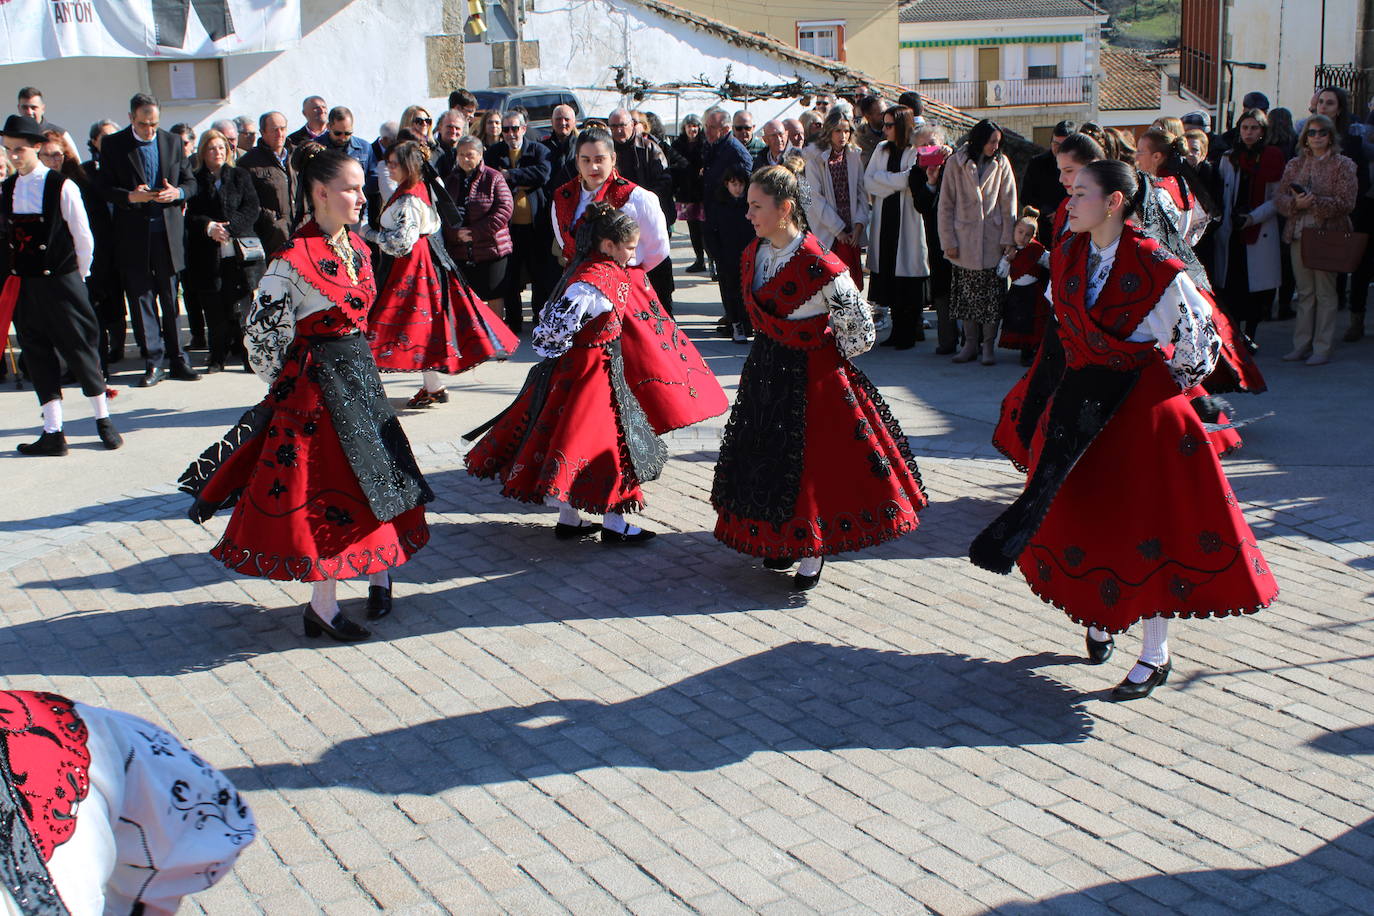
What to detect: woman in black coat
<box><xmin>185</xmin><ymin>129</ymin><xmax>261</xmax><ymax>371</ymax></box>
<box><xmin>670</xmin><ymin>114</ymin><xmax>708</xmax><ymax>272</ymax></box>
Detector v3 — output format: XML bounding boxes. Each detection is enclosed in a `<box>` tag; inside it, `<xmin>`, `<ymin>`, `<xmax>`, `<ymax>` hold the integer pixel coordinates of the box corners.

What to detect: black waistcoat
<box><xmin>1</xmin><ymin>171</ymin><xmax>78</xmax><ymax>277</ymax></box>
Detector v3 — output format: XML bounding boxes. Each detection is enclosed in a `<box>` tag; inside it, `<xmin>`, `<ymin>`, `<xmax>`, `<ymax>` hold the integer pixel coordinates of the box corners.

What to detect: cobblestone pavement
<box><xmin>2</xmin><ymin>243</ymin><xmax>1373</xmax><ymax>914</ymax></box>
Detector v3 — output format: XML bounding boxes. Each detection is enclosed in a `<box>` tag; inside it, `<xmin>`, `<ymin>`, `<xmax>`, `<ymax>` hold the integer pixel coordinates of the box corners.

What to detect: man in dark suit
<box><xmin>236</xmin><ymin>111</ymin><xmax>297</xmax><ymax>255</ymax></box>
<box><xmin>1019</xmin><ymin>119</ymin><xmax>1074</xmax><ymax>246</ymax></box>
<box><xmin>608</xmin><ymin>108</ymin><xmax>675</xmax><ymax>311</ymax></box>
<box><xmin>97</xmin><ymin>92</ymin><xmax>199</xmax><ymax>386</ymax></box>
<box><xmin>537</xmin><ymin>104</ymin><xmax>579</xmax><ymax>319</ymax></box>
<box><xmin>485</xmin><ymin>109</ymin><xmax>551</xmax><ymax>332</ymax></box>
<box><xmin>701</xmin><ymin>107</ymin><xmax>752</xmax><ymax>329</ymax></box>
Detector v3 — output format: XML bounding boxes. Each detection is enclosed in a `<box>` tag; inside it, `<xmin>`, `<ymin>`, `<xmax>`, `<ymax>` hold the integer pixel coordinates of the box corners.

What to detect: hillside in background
<box><xmin>1100</xmin><ymin>0</ymin><xmax>1180</xmax><ymax>49</ymax></box>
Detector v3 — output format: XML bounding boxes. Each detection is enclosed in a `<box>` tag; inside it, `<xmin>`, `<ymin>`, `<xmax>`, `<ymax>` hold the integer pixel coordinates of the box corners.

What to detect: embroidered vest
<box><xmin>1051</xmin><ymin>225</ymin><xmax>1184</xmax><ymax>371</ymax></box>
<box><xmin>277</xmin><ymin>221</ymin><xmax>377</xmax><ymax>333</ymax></box>
<box><xmin>552</xmin><ymin>174</ymin><xmax>637</xmax><ymax>261</ymax></box>
<box><xmin>563</xmin><ymin>256</ymin><xmax>630</xmax><ymax>346</ymax></box>
<box><xmin>1</xmin><ymin>172</ymin><xmax>78</xmax><ymax>277</ymax></box>
<box><xmin>740</xmin><ymin>234</ymin><xmax>846</xmax><ymax>350</ymax></box>
<box><xmin>1009</xmin><ymin>240</ymin><xmax>1048</xmax><ymax>281</ymax></box>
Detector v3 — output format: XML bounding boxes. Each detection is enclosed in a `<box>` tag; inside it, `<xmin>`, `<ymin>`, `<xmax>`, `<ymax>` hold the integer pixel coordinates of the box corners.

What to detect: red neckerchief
<box><xmin>552</xmin><ymin>173</ymin><xmax>638</xmax><ymax>260</ymax></box>
<box><xmin>740</xmin><ymin>234</ymin><xmax>845</xmax><ymax>318</ymax></box>
<box><xmin>385</xmin><ymin>179</ymin><xmax>429</xmax><ymax>211</ymax></box>
<box><xmin>1052</xmin><ymin>197</ymin><xmax>1071</xmax><ymax>244</ymax></box>
<box><xmin>567</xmin><ymin>255</ymin><xmax>633</xmax><ymax>308</ymax></box>
<box><xmin>0</xmin><ymin>690</ymin><xmax>91</xmax><ymax>861</ymax></box>
<box><xmin>1154</xmin><ymin>173</ymin><xmax>1191</xmax><ymax>212</ymax></box>
<box><xmin>1009</xmin><ymin>239</ymin><xmax>1048</xmax><ymax>280</ymax></box>
<box><xmin>277</xmin><ymin>220</ymin><xmax>377</xmax><ymax>332</ymax></box>
<box><xmin>1052</xmin><ymin>224</ymin><xmax>1184</xmax><ymax>371</ymax></box>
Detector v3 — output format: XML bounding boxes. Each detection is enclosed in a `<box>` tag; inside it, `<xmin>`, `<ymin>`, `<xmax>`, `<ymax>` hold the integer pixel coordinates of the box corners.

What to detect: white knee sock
<box><xmin>88</xmin><ymin>393</ymin><xmax>110</xmax><ymax>420</ymax></box>
<box><xmin>41</xmin><ymin>399</ymin><xmax>62</xmax><ymax>433</ymax></box>
<box><xmin>310</xmin><ymin>579</ymin><xmax>340</xmax><ymax>624</ymax></box>
<box><xmin>368</xmin><ymin>570</ymin><xmax>390</xmax><ymax>589</ymax></box>
<box><xmin>1127</xmin><ymin>615</ymin><xmax>1171</xmax><ymax>682</ymax></box>
<box><xmin>422</xmin><ymin>370</ymin><xmax>442</xmax><ymax>392</ymax></box>
<box><xmin>797</xmin><ymin>556</ymin><xmax>823</xmax><ymax>577</ymax></box>
<box><xmin>602</xmin><ymin>511</ymin><xmax>637</xmax><ymax>535</ymax></box>
<box><xmin>1087</xmin><ymin>626</ymin><xmax>1111</xmax><ymax>642</ymax></box>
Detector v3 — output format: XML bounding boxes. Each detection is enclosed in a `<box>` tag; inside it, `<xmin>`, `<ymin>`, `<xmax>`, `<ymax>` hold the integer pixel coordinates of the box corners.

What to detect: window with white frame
<box><xmin>919</xmin><ymin>48</ymin><xmax>950</xmax><ymax>83</ymax></box>
<box><xmin>1026</xmin><ymin>44</ymin><xmax>1059</xmax><ymax>79</ymax></box>
<box><xmin>798</xmin><ymin>21</ymin><xmax>844</xmax><ymax>61</ymax></box>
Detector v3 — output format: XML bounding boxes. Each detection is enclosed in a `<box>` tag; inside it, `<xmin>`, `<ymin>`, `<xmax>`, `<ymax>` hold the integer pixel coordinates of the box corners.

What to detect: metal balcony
<box><xmin>914</xmin><ymin>76</ymin><xmax>1092</xmax><ymax>108</ymax></box>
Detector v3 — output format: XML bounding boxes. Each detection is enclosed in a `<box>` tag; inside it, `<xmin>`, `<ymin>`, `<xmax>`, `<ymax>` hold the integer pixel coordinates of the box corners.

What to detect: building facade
<box><xmin>897</xmin><ymin>0</ymin><xmax>1107</xmax><ymax>143</ymax></box>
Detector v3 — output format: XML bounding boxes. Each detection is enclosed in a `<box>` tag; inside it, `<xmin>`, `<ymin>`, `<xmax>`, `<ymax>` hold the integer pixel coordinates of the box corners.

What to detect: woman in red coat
<box><xmin>465</xmin><ymin>202</ymin><xmax>725</xmax><ymax>542</ymax></box>
<box><xmin>973</xmin><ymin>160</ymin><xmax>1277</xmax><ymax>701</ymax></box>
<box><xmin>365</xmin><ymin>140</ymin><xmax>517</xmax><ymax>409</ymax></box>
<box><xmin>711</xmin><ymin>162</ymin><xmax>927</xmax><ymax>590</ymax></box>
<box><xmin>180</xmin><ymin>147</ymin><xmax>432</xmax><ymax>642</ymax></box>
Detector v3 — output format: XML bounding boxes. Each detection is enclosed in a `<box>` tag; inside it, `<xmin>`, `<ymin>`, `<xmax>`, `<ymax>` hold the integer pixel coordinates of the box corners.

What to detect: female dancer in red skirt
<box><xmin>973</xmin><ymin>159</ymin><xmax>1278</xmax><ymax>700</ymax></box>
<box><xmin>180</xmin><ymin>147</ymin><xmax>432</xmax><ymax>642</ymax></box>
<box><xmin>465</xmin><ymin>202</ymin><xmax>725</xmax><ymax>543</ymax></box>
<box><xmin>366</xmin><ymin>140</ymin><xmax>517</xmax><ymax>408</ymax></box>
<box><xmin>711</xmin><ymin>162</ymin><xmax>927</xmax><ymax>590</ymax></box>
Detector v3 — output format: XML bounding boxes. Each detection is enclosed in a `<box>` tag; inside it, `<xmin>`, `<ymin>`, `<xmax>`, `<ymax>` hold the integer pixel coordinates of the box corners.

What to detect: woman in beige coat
<box><xmin>802</xmin><ymin>109</ymin><xmax>870</xmax><ymax>289</ymax></box>
<box><xmin>937</xmin><ymin>119</ymin><xmax>1017</xmax><ymax>364</ymax></box>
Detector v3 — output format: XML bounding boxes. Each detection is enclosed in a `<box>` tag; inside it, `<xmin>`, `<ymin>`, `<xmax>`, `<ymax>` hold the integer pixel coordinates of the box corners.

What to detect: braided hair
<box><xmin>748</xmin><ymin>156</ymin><xmax>810</xmax><ymax>231</ymax></box>
<box><xmin>292</xmin><ymin>142</ymin><xmax>357</xmax><ymax>223</ymax></box>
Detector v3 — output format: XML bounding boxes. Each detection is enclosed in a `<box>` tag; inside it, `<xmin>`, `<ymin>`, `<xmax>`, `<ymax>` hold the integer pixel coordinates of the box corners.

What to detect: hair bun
<box><xmin>584</xmin><ymin>201</ymin><xmax>618</xmax><ymax>222</ymax></box>
<box><xmin>1019</xmin><ymin>205</ymin><xmax>1041</xmax><ymax>221</ymax></box>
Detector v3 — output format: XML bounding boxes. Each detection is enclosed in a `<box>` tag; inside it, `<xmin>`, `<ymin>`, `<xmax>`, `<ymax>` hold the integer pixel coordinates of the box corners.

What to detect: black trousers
<box><xmin>502</xmin><ymin>222</ymin><xmax>539</xmax><ymax>332</ymax></box>
<box><xmin>14</xmin><ymin>272</ymin><xmax>106</xmax><ymax>404</ymax></box>
<box><xmin>123</xmin><ymin>233</ymin><xmax>185</xmax><ymax>370</ymax></box>
<box><xmin>529</xmin><ymin>222</ymin><xmax>561</xmax><ymax>324</ymax></box>
<box><xmin>194</xmin><ymin>280</ymin><xmax>248</xmax><ymax>364</ymax></box>
<box><xmin>718</xmin><ymin>265</ymin><xmax>746</xmax><ymax>326</ymax></box>
<box><xmin>647</xmin><ymin>258</ymin><xmax>674</xmax><ymax>316</ymax></box>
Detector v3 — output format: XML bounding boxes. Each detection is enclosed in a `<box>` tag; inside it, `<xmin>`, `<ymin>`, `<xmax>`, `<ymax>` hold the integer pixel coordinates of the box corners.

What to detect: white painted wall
<box><xmin>1227</xmin><ymin>0</ymin><xmax>1360</xmax><ymax>115</ymax></box>
<box><xmin>523</xmin><ymin>0</ymin><xmax>885</xmax><ymax>127</ymax></box>
<box><xmin>0</xmin><ymin>0</ymin><xmax>453</xmax><ymax>145</ymax></box>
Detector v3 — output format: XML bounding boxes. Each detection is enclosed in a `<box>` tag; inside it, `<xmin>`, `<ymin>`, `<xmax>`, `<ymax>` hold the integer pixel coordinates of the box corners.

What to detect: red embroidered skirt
<box><xmin>1018</xmin><ymin>359</ymin><xmax>1276</xmax><ymax>631</ymax></box>
<box><xmin>714</xmin><ymin>351</ymin><xmax>925</xmax><ymax>558</ymax></box>
<box><xmin>465</xmin><ymin>333</ymin><xmax>649</xmax><ymax>515</ymax></box>
<box><xmin>368</xmin><ymin>241</ymin><xmax>518</xmax><ymax>374</ymax></box>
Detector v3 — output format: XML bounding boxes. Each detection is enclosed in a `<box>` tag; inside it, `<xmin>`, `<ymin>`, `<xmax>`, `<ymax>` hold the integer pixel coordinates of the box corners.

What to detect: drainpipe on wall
<box><xmin>1214</xmin><ymin>0</ymin><xmax>1228</xmax><ymax>131</ymax></box>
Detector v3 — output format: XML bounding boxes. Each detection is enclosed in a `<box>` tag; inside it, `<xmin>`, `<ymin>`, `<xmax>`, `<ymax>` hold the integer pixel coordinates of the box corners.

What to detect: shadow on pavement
<box><xmin>991</xmin><ymin>723</ymin><xmax>1374</xmax><ymax>913</ymax></box>
<box><xmin>223</xmin><ymin>643</ymin><xmax>1094</xmax><ymax>793</ymax></box>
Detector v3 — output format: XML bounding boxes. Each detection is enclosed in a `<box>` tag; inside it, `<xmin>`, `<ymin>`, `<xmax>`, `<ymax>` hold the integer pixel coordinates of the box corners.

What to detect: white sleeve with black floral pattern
<box><xmin>243</xmin><ymin>260</ymin><xmax>298</xmax><ymax>383</ymax></box>
<box><xmin>1137</xmin><ymin>272</ymin><xmax>1221</xmax><ymax>389</ymax></box>
<box><xmin>532</xmin><ymin>281</ymin><xmax>614</xmax><ymax>358</ymax></box>
<box><xmin>365</xmin><ymin>195</ymin><xmax>428</xmax><ymax>257</ymax></box>
<box><xmin>823</xmin><ymin>272</ymin><xmax>877</xmax><ymax>360</ymax></box>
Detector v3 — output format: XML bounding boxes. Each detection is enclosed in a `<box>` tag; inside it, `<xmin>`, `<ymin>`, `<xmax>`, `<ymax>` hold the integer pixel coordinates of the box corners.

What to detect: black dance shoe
<box><xmin>302</xmin><ymin>605</ymin><xmax>371</xmax><ymax>642</ymax></box>
<box><xmin>17</xmin><ymin>430</ymin><xmax>68</xmax><ymax>457</ymax></box>
<box><xmin>96</xmin><ymin>418</ymin><xmax>124</xmax><ymax>450</ymax></box>
<box><xmin>366</xmin><ymin>583</ymin><xmax>393</xmax><ymax>620</ymax></box>
<box><xmin>601</xmin><ymin>527</ymin><xmax>657</xmax><ymax>546</ymax></box>
<box><xmin>554</xmin><ymin>520</ymin><xmax>603</xmax><ymax>540</ymax></box>
<box><xmin>762</xmin><ymin>557</ymin><xmax>795</xmax><ymax>571</ymax></box>
<box><xmin>1085</xmin><ymin>631</ymin><xmax>1115</xmax><ymax>665</ymax></box>
<box><xmin>793</xmin><ymin>558</ymin><xmax>825</xmax><ymax>591</ymax></box>
<box><xmin>1111</xmin><ymin>659</ymin><xmax>1171</xmax><ymax>701</ymax></box>
<box><xmin>684</xmin><ymin>261</ymin><xmax>707</xmax><ymax>273</ymax></box>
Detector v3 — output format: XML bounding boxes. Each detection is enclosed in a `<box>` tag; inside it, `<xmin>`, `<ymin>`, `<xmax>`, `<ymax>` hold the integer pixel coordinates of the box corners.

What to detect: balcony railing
<box><xmin>915</xmin><ymin>77</ymin><xmax>1092</xmax><ymax>109</ymax></box>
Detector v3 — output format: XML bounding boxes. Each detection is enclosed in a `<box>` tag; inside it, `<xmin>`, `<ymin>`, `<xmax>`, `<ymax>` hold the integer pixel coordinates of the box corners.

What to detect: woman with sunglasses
<box><xmin>1274</xmin><ymin>114</ymin><xmax>1358</xmax><ymax>365</ymax></box>
<box><xmin>801</xmin><ymin>108</ymin><xmax>868</xmax><ymax>289</ymax></box>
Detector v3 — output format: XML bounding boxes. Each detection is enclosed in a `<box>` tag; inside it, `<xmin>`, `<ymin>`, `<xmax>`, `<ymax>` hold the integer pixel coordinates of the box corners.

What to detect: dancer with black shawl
<box><xmin>711</xmin><ymin>161</ymin><xmax>927</xmax><ymax>590</ymax></box>
<box><xmin>180</xmin><ymin>147</ymin><xmax>433</xmax><ymax>642</ymax></box>
<box><xmin>971</xmin><ymin>160</ymin><xmax>1277</xmax><ymax>701</ymax></box>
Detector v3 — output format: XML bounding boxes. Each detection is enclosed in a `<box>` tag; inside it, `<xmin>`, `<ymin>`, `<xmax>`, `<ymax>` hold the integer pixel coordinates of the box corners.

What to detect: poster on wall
<box><xmin>0</xmin><ymin>0</ymin><xmax>300</xmax><ymax>65</ymax></box>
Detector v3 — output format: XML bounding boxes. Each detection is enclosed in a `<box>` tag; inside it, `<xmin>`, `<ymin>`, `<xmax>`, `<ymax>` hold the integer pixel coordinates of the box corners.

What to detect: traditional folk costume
<box><xmin>180</xmin><ymin>222</ymin><xmax>431</xmax><ymax>587</ymax></box>
<box><xmin>712</xmin><ymin>232</ymin><xmax>926</xmax><ymax>586</ymax></box>
<box><xmin>996</xmin><ymin>239</ymin><xmax>1050</xmax><ymax>351</ymax></box>
<box><xmin>365</xmin><ymin>182</ymin><xmax>517</xmax><ymax>407</ymax></box>
<box><xmin>464</xmin><ymin>255</ymin><xmax>726</xmax><ymax>541</ymax></box>
<box><xmin>0</xmin><ymin>689</ymin><xmax>255</xmax><ymax>915</ymax></box>
<box><xmin>975</xmin><ymin>226</ymin><xmax>1277</xmax><ymax>696</ymax></box>
<box><xmin>550</xmin><ymin>173</ymin><xmax>670</xmax><ymax>273</ymax></box>
<box><xmin>0</xmin><ymin>116</ymin><xmax>121</xmax><ymax>456</ymax></box>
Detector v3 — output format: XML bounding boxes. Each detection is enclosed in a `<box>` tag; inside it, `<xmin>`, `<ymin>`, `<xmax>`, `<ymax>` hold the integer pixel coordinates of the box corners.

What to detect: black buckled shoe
<box><xmin>554</xmin><ymin>520</ymin><xmax>603</xmax><ymax>540</ymax></box>
<box><xmin>1085</xmin><ymin>631</ymin><xmax>1115</xmax><ymax>665</ymax></box>
<box><xmin>366</xmin><ymin>583</ymin><xmax>392</xmax><ymax>620</ymax></box>
<box><xmin>302</xmin><ymin>605</ymin><xmax>371</xmax><ymax>642</ymax></box>
<box><xmin>17</xmin><ymin>430</ymin><xmax>68</xmax><ymax>457</ymax></box>
<box><xmin>793</xmin><ymin>558</ymin><xmax>825</xmax><ymax>591</ymax></box>
<box><xmin>1111</xmin><ymin>659</ymin><xmax>1171</xmax><ymax>701</ymax></box>
<box><xmin>762</xmin><ymin>557</ymin><xmax>795</xmax><ymax>571</ymax></box>
<box><xmin>600</xmin><ymin>526</ymin><xmax>656</xmax><ymax>546</ymax></box>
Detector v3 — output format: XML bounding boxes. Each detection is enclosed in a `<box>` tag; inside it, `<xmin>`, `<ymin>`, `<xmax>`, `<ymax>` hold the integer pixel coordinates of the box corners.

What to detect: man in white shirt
<box><xmin>1</xmin><ymin>114</ymin><xmax>122</xmax><ymax>455</ymax></box>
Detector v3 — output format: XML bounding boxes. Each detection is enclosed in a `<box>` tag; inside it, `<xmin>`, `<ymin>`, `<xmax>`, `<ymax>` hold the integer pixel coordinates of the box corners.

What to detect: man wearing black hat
<box><xmin>97</xmin><ymin>92</ymin><xmax>199</xmax><ymax>387</ymax></box>
<box><xmin>1</xmin><ymin>114</ymin><xmax>122</xmax><ymax>455</ymax></box>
